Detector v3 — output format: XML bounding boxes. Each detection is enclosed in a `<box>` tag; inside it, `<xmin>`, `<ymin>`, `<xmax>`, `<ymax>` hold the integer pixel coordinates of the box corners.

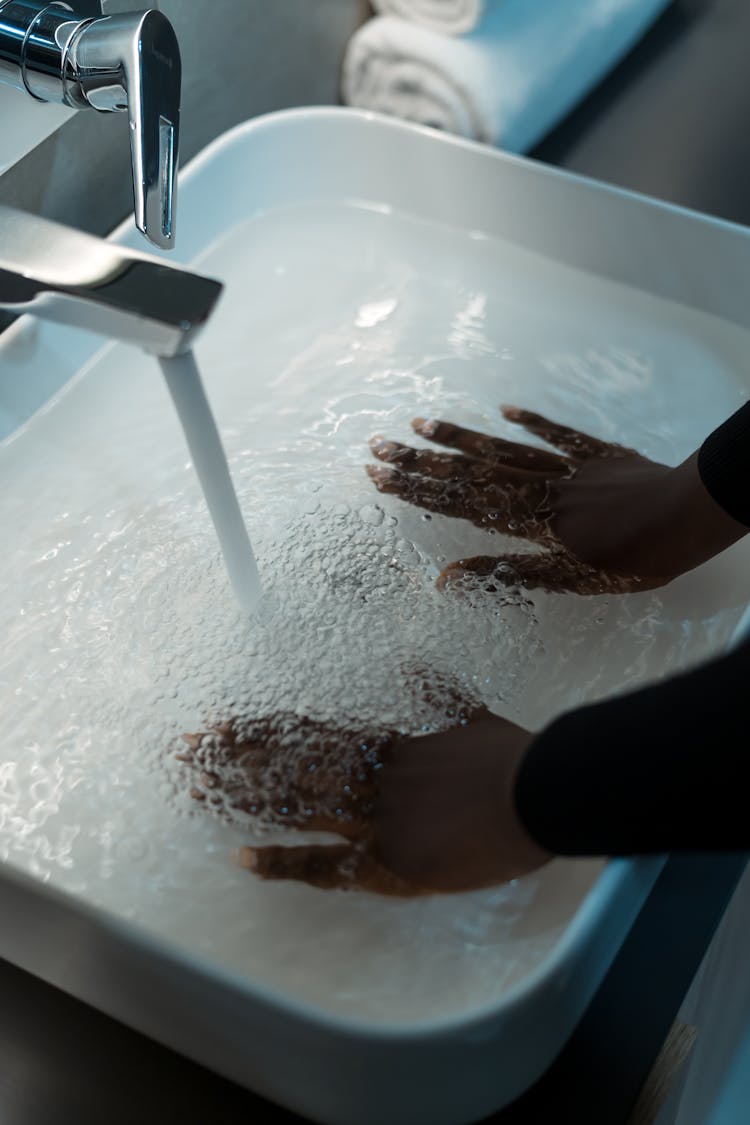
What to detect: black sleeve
<box><xmin>698</xmin><ymin>399</ymin><xmax>750</xmax><ymax>526</ymax></box>
<box><xmin>514</xmin><ymin>401</ymin><xmax>750</xmax><ymax>857</ymax></box>
<box><xmin>514</xmin><ymin>635</ymin><xmax>750</xmax><ymax>856</ymax></box>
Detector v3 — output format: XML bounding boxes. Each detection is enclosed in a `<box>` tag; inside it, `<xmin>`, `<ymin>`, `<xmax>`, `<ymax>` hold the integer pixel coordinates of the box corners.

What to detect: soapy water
<box><xmin>1</xmin><ymin>198</ymin><xmax>750</xmax><ymax>1021</ymax></box>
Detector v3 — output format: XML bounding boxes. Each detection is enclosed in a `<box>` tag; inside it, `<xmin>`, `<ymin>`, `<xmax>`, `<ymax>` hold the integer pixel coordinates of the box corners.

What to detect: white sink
<box><xmin>1</xmin><ymin>108</ymin><xmax>750</xmax><ymax>1125</ymax></box>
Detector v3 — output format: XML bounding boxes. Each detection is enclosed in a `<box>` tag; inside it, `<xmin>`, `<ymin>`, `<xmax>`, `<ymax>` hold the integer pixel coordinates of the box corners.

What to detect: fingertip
<box><xmin>370</xmin><ymin>438</ymin><xmax>401</xmax><ymax>461</ymax></box>
<box><xmin>366</xmin><ymin>463</ymin><xmax>396</xmax><ymax>488</ymax></box>
<box><xmin>500</xmin><ymin>404</ymin><xmax>522</xmax><ymax>421</ymax></box>
<box><xmin>369</xmin><ymin>436</ymin><xmax>395</xmax><ymax>461</ymax></box>
<box><xmin>412</xmin><ymin>417</ymin><xmax>437</xmax><ymax>438</ymax></box>
<box><xmin>238</xmin><ymin>845</ymin><xmax>258</xmax><ymax>872</ymax></box>
<box><xmin>436</xmin><ymin>562</ymin><xmax>465</xmax><ymax>590</ymax></box>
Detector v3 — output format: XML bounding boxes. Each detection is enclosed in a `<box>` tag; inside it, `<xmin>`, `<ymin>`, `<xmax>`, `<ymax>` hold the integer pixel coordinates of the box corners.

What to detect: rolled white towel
<box><xmin>343</xmin><ymin>0</ymin><xmax>672</xmax><ymax>151</ymax></box>
<box><xmin>370</xmin><ymin>0</ymin><xmax>499</xmax><ymax>36</ymax></box>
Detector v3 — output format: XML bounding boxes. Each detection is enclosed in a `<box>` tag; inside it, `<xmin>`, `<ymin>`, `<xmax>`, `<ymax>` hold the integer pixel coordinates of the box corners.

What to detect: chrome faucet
<box><xmin>0</xmin><ymin>1</ymin><xmax>180</xmax><ymax>249</ymax></box>
<box><xmin>0</xmin><ymin>4</ymin><xmax>217</xmax><ymax>356</ymax></box>
<box><xmin>0</xmin><ymin>203</ymin><xmax>223</xmax><ymax>356</ymax></box>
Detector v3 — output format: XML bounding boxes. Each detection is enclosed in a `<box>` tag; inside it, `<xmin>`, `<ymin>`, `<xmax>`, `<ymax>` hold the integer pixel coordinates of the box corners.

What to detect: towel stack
<box><xmin>342</xmin><ymin>0</ymin><xmax>672</xmax><ymax>152</ymax></box>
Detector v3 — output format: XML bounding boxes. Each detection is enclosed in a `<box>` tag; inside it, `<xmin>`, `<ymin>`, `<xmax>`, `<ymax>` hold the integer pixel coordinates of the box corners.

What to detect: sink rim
<box><xmin>0</xmin><ymin>105</ymin><xmax>664</xmax><ymax>1038</ymax></box>
<box><xmin>2</xmin><ymin>104</ymin><xmax>748</xmax><ymax>1123</ymax></box>
<box><xmin>0</xmin><ymin>106</ymin><xmax>735</xmax><ymax>1039</ymax></box>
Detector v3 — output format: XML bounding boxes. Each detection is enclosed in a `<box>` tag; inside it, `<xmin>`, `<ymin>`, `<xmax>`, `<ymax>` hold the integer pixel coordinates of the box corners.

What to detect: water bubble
<box><xmin>394</xmin><ymin>540</ymin><xmax>420</xmax><ymax>566</ymax></box>
<box><xmin>359</xmin><ymin>504</ymin><xmax>385</xmax><ymax>527</ymax></box>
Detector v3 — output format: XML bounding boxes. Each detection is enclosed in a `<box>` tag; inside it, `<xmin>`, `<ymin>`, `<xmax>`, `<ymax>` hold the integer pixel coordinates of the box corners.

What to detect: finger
<box><xmin>225</xmin><ymin>753</ymin><xmax>386</xmax><ymax>842</ymax></box>
<box><xmin>437</xmin><ymin>550</ymin><xmax>661</xmax><ymax>596</ymax></box>
<box><xmin>369</xmin><ymin>437</ymin><xmax>482</xmax><ymax>482</ymax></box>
<box><xmin>366</xmin><ymin>462</ymin><xmax>479</xmax><ymax>522</ymax></box>
<box><xmin>240</xmin><ymin>842</ymin><xmax>357</xmax><ymax>889</ymax></box>
<box><xmin>412</xmin><ymin>417</ymin><xmax>569</xmax><ymax>474</ymax></box>
<box><xmin>230</xmin><ymin>798</ymin><xmax>367</xmax><ymax>841</ymax></box>
<box><xmin>239</xmin><ymin>843</ymin><xmax>417</xmax><ymax>896</ymax></box>
<box><xmin>371</xmin><ymin>435</ymin><xmax>563</xmax><ymax>487</ymax></box>
<box><xmin>366</xmin><ymin>463</ymin><xmax>553</xmax><ymax>541</ymax></box>
<box><xmin>501</xmin><ymin>406</ymin><xmax>626</xmax><ymax>460</ymax></box>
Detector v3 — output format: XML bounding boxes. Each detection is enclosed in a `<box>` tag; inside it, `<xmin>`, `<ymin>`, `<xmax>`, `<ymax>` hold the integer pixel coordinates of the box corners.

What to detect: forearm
<box><xmin>514</xmin><ymin>636</ymin><xmax>750</xmax><ymax>856</ymax></box>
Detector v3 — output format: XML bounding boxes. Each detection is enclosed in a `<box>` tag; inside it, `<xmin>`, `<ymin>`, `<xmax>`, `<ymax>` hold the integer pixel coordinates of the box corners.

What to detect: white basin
<box><xmin>1</xmin><ymin>108</ymin><xmax>750</xmax><ymax>1125</ymax></box>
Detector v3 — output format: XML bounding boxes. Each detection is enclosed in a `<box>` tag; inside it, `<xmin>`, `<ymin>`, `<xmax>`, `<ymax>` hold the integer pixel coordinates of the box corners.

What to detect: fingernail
<box><xmin>501</xmin><ymin>405</ymin><xmax>522</xmax><ymax>420</ymax></box>
<box><xmin>370</xmin><ymin>438</ymin><xmax>397</xmax><ymax>458</ymax></box>
<box><xmin>413</xmin><ymin>417</ymin><xmax>437</xmax><ymax>437</ymax></box>
<box><xmin>366</xmin><ymin>464</ymin><xmax>396</xmax><ymax>486</ymax></box>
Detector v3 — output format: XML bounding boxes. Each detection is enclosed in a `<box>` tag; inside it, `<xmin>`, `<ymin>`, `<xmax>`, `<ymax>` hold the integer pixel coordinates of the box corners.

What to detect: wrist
<box><xmin>503</xmin><ymin>731</ymin><xmax>553</xmax><ymax>867</ymax></box>
<box><xmin>665</xmin><ymin>452</ymin><xmax>747</xmax><ymax>574</ymax></box>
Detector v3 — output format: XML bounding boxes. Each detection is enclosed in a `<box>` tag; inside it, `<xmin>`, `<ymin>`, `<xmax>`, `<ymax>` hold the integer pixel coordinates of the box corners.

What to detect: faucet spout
<box><xmin>0</xmin><ymin>204</ymin><xmax>223</xmax><ymax>356</ymax></box>
<box><xmin>0</xmin><ymin>2</ymin><xmax>181</xmax><ymax>250</ymax></box>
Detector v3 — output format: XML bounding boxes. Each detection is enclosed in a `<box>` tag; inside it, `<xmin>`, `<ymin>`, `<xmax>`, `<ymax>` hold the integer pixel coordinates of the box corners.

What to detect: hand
<box><xmin>177</xmin><ymin>714</ymin><xmax>409</xmax><ymax>895</ymax></box>
<box><xmin>372</xmin><ymin>711</ymin><xmax>549</xmax><ymax>893</ymax></box>
<box><xmin>366</xmin><ymin>407</ymin><xmax>747</xmax><ymax>595</ymax></box>
<box><xmin>176</xmin><ymin>708</ymin><xmax>548</xmax><ymax>895</ymax></box>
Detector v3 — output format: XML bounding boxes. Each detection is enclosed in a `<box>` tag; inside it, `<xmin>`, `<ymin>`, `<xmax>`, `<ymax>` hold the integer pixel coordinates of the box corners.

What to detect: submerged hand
<box><xmin>177</xmin><ymin>714</ymin><xmax>407</xmax><ymax>895</ymax></box>
<box><xmin>372</xmin><ymin>711</ymin><xmax>548</xmax><ymax>892</ymax></box>
<box><xmin>177</xmin><ymin>708</ymin><xmax>547</xmax><ymax>895</ymax></box>
<box><xmin>366</xmin><ymin>407</ymin><xmax>747</xmax><ymax>595</ymax></box>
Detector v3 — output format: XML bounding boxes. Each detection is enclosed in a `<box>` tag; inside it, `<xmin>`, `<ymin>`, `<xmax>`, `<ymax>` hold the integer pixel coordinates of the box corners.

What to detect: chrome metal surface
<box><xmin>0</xmin><ymin>204</ymin><xmax>222</xmax><ymax>355</ymax></box>
<box><xmin>21</xmin><ymin>4</ymin><xmax>81</xmax><ymax>104</ymax></box>
<box><xmin>70</xmin><ymin>11</ymin><xmax>181</xmax><ymax>246</ymax></box>
<box><xmin>0</xmin><ymin>2</ymin><xmax>181</xmax><ymax>249</ymax></box>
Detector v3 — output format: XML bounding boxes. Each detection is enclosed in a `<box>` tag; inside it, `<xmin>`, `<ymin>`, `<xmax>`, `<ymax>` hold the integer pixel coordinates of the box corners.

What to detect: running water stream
<box><xmin>159</xmin><ymin>350</ymin><xmax>261</xmax><ymax>612</ymax></box>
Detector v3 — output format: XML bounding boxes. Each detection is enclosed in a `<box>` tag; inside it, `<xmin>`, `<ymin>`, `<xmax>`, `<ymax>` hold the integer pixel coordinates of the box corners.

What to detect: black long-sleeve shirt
<box><xmin>514</xmin><ymin>400</ymin><xmax>750</xmax><ymax>857</ymax></box>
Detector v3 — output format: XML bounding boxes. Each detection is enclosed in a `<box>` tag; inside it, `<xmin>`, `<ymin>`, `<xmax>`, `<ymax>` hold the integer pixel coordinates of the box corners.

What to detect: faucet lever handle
<box><xmin>70</xmin><ymin>10</ymin><xmax>181</xmax><ymax>250</ymax></box>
